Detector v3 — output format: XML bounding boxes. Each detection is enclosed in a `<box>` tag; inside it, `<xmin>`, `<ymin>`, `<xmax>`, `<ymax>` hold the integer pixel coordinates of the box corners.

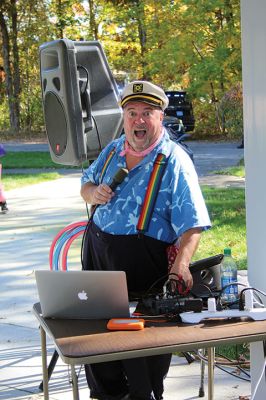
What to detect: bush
<box><xmin>219</xmin><ymin>83</ymin><xmax>243</xmax><ymax>139</ymax></box>
<box><xmin>192</xmin><ymin>100</ymin><xmax>222</xmax><ymax>138</ymax></box>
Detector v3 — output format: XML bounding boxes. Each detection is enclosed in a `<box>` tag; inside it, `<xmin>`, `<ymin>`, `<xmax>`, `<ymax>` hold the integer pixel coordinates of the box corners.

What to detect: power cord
<box><xmin>77</xmin><ymin>63</ymin><xmax>103</xmax><ymax>148</ymax></box>
<box><xmin>239</xmin><ymin>287</ymin><xmax>266</xmax><ymax>310</ymax></box>
<box><xmin>197</xmin><ymin>348</ymin><xmax>251</xmax><ymax>382</ymax></box>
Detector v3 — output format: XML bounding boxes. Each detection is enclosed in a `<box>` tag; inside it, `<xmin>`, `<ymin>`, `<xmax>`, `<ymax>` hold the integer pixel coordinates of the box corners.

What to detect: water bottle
<box><xmin>220</xmin><ymin>248</ymin><xmax>238</xmax><ymax>302</ymax></box>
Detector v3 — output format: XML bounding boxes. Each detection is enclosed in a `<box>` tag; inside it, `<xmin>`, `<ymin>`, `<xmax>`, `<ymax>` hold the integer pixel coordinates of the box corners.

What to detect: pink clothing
<box><xmin>119</xmin><ymin>132</ymin><xmax>164</xmax><ymax>157</ymax></box>
<box><xmin>0</xmin><ymin>164</ymin><xmax>6</xmax><ymax>203</ymax></box>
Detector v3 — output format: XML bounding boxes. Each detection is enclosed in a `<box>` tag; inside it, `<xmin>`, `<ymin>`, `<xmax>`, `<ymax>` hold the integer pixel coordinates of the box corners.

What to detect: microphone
<box><xmin>109</xmin><ymin>168</ymin><xmax>129</xmax><ymax>192</ymax></box>
<box><xmin>89</xmin><ymin>168</ymin><xmax>128</xmax><ymax>219</ymax></box>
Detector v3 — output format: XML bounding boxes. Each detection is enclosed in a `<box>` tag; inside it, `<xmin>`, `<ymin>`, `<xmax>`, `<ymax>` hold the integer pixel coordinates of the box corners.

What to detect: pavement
<box><xmin>0</xmin><ymin>141</ymin><xmax>250</xmax><ymax>400</ymax></box>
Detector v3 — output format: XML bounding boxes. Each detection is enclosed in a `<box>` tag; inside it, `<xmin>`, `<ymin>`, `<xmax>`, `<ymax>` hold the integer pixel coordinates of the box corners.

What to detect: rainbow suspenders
<box><xmin>136</xmin><ymin>153</ymin><xmax>167</xmax><ymax>234</ymax></box>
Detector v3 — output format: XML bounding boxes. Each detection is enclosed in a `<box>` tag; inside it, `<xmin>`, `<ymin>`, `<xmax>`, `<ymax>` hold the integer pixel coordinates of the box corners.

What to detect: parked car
<box><xmin>164</xmin><ymin>91</ymin><xmax>195</xmax><ymax>132</ymax></box>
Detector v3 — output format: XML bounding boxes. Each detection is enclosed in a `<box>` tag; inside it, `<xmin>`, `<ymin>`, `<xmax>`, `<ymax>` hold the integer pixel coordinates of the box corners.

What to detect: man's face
<box><xmin>123</xmin><ymin>102</ymin><xmax>163</xmax><ymax>152</ymax></box>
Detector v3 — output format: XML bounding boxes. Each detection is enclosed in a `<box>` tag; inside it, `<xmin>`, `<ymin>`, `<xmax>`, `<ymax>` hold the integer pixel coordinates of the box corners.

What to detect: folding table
<box><xmin>33</xmin><ymin>303</ymin><xmax>266</xmax><ymax>400</ymax></box>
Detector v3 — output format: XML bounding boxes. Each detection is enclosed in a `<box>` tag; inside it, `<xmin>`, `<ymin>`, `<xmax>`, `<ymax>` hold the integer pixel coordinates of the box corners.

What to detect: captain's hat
<box><xmin>120</xmin><ymin>81</ymin><xmax>169</xmax><ymax>110</ymax></box>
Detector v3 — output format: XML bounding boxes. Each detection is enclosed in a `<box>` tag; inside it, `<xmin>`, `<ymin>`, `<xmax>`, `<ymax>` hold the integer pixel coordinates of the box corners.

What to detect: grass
<box><xmin>201</xmin><ymin>159</ymin><xmax>247</xmax><ymax>270</ymax></box>
<box><xmin>1</xmin><ymin>151</ymin><xmax>85</xmax><ymax>191</ymax></box>
<box><xmin>215</xmin><ymin>342</ymin><xmax>250</xmax><ymax>362</ymax></box>
<box><xmin>196</xmin><ymin>187</ymin><xmax>247</xmax><ymax>270</ymax></box>
<box><xmin>2</xmin><ymin>173</ymin><xmax>62</xmax><ymax>190</ymax></box>
<box><xmin>1</xmin><ymin>151</ymin><xmax>81</xmax><ymax>169</ymax></box>
<box><xmin>1</xmin><ymin>151</ymin><xmax>59</xmax><ymax>168</ymax></box>
<box><xmin>213</xmin><ymin>158</ymin><xmax>245</xmax><ymax>177</ymax></box>
<box><xmin>213</xmin><ymin>165</ymin><xmax>245</xmax><ymax>177</ymax></box>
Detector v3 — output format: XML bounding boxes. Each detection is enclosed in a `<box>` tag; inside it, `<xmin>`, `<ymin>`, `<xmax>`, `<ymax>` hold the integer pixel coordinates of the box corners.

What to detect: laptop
<box><xmin>35</xmin><ymin>270</ymin><xmax>130</xmax><ymax>319</ymax></box>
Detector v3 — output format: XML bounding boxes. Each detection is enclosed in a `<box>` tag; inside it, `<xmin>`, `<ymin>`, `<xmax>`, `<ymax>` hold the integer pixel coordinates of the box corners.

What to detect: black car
<box><xmin>163</xmin><ymin>115</ymin><xmax>185</xmax><ymax>135</ymax></box>
<box><xmin>164</xmin><ymin>91</ymin><xmax>195</xmax><ymax>132</ymax></box>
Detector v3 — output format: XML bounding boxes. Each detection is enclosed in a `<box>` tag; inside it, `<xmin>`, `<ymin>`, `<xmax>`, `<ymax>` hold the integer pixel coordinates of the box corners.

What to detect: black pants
<box><xmin>85</xmin><ymin>354</ymin><xmax>172</xmax><ymax>400</ymax></box>
<box><xmin>82</xmin><ymin>221</ymin><xmax>172</xmax><ymax>400</ymax></box>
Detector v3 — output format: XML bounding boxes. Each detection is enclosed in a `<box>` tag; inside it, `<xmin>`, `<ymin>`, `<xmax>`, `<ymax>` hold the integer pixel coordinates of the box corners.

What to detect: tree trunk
<box><xmin>210</xmin><ymin>82</ymin><xmax>222</xmax><ymax>133</ymax></box>
<box><xmin>0</xmin><ymin>9</ymin><xmax>20</xmax><ymax>133</ymax></box>
<box><xmin>88</xmin><ymin>0</ymin><xmax>98</xmax><ymax>40</ymax></box>
<box><xmin>56</xmin><ymin>0</ymin><xmax>64</xmax><ymax>38</ymax></box>
<box><xmin>135</xmin><ymin>0</ymin><xmax>148</xmax><ymax>79</ymax></box>
<box><xmin>11</xmin><ymin>0</ymin><xmax>20</xmax><ymax>132</ymax></box>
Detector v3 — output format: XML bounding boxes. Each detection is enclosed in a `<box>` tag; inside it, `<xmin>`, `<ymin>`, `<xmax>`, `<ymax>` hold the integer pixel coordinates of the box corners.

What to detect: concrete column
<box><xmin>241</xmin><ymin>1</ymin><xmax>266</xmax><ymax>398</ymax></box>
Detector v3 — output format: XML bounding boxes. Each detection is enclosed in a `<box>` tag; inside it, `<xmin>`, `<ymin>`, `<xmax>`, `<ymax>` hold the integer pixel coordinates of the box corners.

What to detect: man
<box><xmin>80</xmin><ymin>81</ymin><xmax>211</xmax><ymax>400</ymax></box>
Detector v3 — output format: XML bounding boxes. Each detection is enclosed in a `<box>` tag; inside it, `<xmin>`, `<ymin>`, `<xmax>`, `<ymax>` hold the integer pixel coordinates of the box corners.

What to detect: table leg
<box><xmin>40</xmin><ymin>326</ymin><xmax>49</xmax><ymax>400</ymax></box>
<box><xmin>199</xmin><ymin>349</ymin><xmax>205</xmax><ymax>397</ymax></box>
<box><xmin>207</xmin><ymin>347</ymin><xmax>215</xmax><ymax>400</ymax></box>
<box><xmin>71</xmin><ymin>364</ymin><xmax>80</xmax><ymax>400</ymax></box>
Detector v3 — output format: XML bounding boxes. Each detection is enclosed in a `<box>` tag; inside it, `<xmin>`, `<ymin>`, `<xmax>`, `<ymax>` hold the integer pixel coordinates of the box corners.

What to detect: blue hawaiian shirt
<box><xmin>81</xmin><ymin>130</ymin><xmax>211</xmax><ymax>243</ymax></box>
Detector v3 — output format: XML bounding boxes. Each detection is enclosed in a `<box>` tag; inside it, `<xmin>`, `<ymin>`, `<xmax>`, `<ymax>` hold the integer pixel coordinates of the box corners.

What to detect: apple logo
<box><xmin>78</xmin><ymin>290</ymin><xmax>88</xmax><ymax>300</ymax></box>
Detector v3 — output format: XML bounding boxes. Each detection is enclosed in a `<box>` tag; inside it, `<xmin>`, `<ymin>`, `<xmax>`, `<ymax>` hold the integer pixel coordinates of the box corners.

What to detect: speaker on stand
<box><xmin>39</xmin><ymin>39</ymin><xmax>123</xmax><ymax>166</ymax></box>
<box><xmin>38</xmin><ymin>39</ymin><xmax>124</xmax><ymax>390</ymax></box>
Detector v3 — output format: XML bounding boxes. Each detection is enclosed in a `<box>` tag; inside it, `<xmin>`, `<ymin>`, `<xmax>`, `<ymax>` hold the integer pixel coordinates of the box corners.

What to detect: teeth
<box><xmin>134</xmin><ymin>130</ymin><xmax>146</xmax><ymax>138</ymax></box>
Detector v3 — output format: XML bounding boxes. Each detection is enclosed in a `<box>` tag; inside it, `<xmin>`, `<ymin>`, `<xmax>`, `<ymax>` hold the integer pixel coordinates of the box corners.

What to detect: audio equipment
<box><xmin>189</xmin><ymin>253</ymin><xmax>223</xmax><ymax>296</ymax></box>
<box><xmin>136</xmin><ymin>254</ymin><xmax>224</xmax><ymax>317</ymax></box>
<box><xmin>39</xmin><ymin>39</ymin><xmax>123</xmax><ymax>166</ymax></box>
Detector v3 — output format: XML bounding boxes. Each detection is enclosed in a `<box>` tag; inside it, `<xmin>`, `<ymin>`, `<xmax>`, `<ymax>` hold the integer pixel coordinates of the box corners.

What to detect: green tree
<box><xmin>0</xmin><ymin>0</ymin><xmax>242</xmax><ymax>138</ymax></box>
<box><xmin>179</xmin><ymin>0</ymin><xmax>242</xmax><ymax>135</ymax></box>
<box><xmin>18</xmin><ymin>1</ymin><xmax>54</xmax><ymax>132</ymax></box>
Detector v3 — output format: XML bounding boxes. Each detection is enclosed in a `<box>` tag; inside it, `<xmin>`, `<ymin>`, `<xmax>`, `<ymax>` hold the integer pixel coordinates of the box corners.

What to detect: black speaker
<box><xmin>39</xmin><ymin>39</ymin><xmax>123</xmax><ymax>166</ymax></box>
<box><xmin>190</xmin><ymin>254</ymin><xmax>223</xmax><ymax>296</ymax></box>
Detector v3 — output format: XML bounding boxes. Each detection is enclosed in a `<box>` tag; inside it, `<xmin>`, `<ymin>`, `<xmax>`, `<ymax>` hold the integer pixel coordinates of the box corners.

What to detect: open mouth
<box><xmin>134</xmin><ymin>130</ymin><xmax>146</xmax><ymax>139</ymax></box>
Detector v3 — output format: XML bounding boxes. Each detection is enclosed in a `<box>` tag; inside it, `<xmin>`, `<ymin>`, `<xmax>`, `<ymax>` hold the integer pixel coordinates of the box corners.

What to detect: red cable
<box><xmin>49</xmin><ymin>221</ymin><xmax>87</xmax><ymax>269</ymax></box>
<box><xmin>61</xmin><ymin>230</ymin><xmax>85</xmax><ymax>270</ymax></box>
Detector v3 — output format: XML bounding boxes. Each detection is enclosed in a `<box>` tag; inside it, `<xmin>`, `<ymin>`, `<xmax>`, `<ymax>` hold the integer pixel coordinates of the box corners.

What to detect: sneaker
<box><xmin>1</xmin><ymin>202</ymin><xmax>9</xmax><ymax>213</ymax></box>
<box><xmin>237</xmin><ymin>139</ymin><xmax>244</xmax><ymax>149</ymax></box>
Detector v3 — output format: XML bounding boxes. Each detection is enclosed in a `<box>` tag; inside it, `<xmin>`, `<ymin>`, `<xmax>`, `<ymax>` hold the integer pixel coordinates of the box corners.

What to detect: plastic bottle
<box><xmin>220</xmin><ymin>248</ymin><xmax>238</xmax><ymax>302</ymax></box>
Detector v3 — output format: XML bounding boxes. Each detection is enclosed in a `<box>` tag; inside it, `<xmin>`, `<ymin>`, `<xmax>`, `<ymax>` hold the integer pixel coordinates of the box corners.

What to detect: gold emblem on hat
<box><xmin>133</xmin><ymin>83</ymin><xmax>143</xmax><ymax>93</ymax></box>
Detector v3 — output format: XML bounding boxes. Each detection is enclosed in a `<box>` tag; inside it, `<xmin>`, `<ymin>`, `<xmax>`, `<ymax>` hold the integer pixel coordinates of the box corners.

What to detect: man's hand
<box><xmin>172</xmin><ymin>263</ymin><xmax>193</xmax><ymax>291</ymax></box>
<box><xmin>91</xmin><ymin>183</ymin><xmax>114</xmax><ymax>205</ymax></box>
<box><xmin>80</xmin><ymin>182</ymin><xmax>114</xmax><ymax>205</ymax></box>
<box><xmin>170</xmin><ymin>228</ymin><xmax>202</xmax><ymax>290</ymax></box>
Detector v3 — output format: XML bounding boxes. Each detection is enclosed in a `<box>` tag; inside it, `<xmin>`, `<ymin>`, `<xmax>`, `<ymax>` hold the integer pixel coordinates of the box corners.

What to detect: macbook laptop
<box><xmin>35</xmin><ymin>270</ymin><xmax>130</xmax><ymax>319</ymax></box>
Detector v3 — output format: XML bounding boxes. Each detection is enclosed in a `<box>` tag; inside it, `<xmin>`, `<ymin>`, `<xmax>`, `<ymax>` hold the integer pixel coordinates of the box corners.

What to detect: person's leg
<box><xmin>122</xmin><ymin>357</ymin><xmax>154</xmax><ymax>400</ymax></box>
<box><xmin>0</xmin><ymin>180</ymin><xmax>8</xmax><ymax>213</ymax></box>
<box><xmin>147</xmin><ymin>354</ymin><xmax>172</xmax><ymax>400</ymax></box>
<box><xmin>81</xmin><ymin>224</ymin><xmax>171</xmax><ymax>399</ymax></box>
<box><xmin>83</xmin><ymin>227</ymin><xmax>129</xmax><ymax>399</ymax></box>
<box><xmin>0</xmin><ymin>201</ymin><xmax>8</xmax><ymax>213</ymax></box>
<box><xmin>122</xmin><ymin>354</ymin><xmax>172</xmax><ymax>400</ymax></box>
<box><xmin>84</xmin><ymin>361</ymin><xmax>128</xmax><ymax>399</ymax></box>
